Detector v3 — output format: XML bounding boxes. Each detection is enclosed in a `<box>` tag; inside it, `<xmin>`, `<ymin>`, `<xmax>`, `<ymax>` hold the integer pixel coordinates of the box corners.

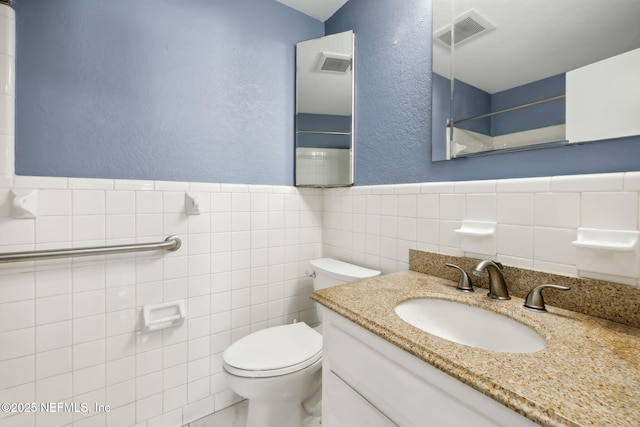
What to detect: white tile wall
<box><xmin>0</xmin><ymin>178</ymin><xmax>323</xmax><ymax>427</ymax></box>
<box><xmin>323</xmin><ymin>172</ymin><xmax>640</xmax><ymax>288</ymax></box>
<box><xmin>0</xmin><ymin>174</ymin><xmax>638</xmax><ymax>427</ymax></box>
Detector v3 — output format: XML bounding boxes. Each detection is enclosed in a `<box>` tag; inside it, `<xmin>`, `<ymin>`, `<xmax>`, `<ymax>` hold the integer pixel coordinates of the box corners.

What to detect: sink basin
<box><xmin>394</xmin><ymin>298</ymin><xmax>546</xmax><ymax>353</ymax></box>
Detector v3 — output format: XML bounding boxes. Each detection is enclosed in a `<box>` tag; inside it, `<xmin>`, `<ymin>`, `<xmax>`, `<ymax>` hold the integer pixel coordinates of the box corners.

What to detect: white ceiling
<box><xmin>276</xmin><ymin>0</ymin><xmax>349</xmax><ymax>22</ymax></box>
<box><xmin>433</xmin><ymin>0</ymin><xmax>640</xmax><ymax>93</ymax></box>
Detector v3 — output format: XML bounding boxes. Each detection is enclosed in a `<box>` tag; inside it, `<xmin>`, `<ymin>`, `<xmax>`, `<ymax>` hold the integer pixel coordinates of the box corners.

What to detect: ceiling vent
<box><xmin>435</xmin><ymin>9</ymin><xmax>495</xmax><ymax>47</ymax></box>
<box><xmin>316</xmin><ymin>52</ymin><xmax>352</xmax><ymax>73</ymax></box>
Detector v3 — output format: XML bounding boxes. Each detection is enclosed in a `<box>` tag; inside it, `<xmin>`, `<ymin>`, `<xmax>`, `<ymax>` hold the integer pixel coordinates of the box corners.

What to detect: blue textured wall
<box><xmin>326</xmin><ymin>0</ymin><xmax>432</xmax><ymax>185</ymax></box>
<box><xmin>14</xmin><ymin>0</ymin><xmax>640</xmax><ymax>185</ymax></box>
<box><xmin>329</xmin><ymin>0</ymin><xmax>640</xmax><ymax>184</ymax></box>
<box><xmin>15</xmin><ymin>0</ymin><xmax>323</xmax><ymax>185</ymax></box>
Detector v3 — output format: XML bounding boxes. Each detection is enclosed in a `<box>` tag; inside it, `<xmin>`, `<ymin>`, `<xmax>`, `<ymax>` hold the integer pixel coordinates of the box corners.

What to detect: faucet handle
<box><xmin>524</xmin><ymin>284</ymin><xmax>570</xmax><ymax>312</ymax></box>
<box><xmin>445</xmin><ymin>263</ymin><xmax>474</xmax><ymax>292</ymax></box>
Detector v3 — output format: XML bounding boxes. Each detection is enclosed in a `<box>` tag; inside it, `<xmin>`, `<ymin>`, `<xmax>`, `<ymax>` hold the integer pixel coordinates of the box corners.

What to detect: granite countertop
<box><xmin>312</xmin><ymin>271</ymin><xmax>640</xmax><ymax>427</ymax></box>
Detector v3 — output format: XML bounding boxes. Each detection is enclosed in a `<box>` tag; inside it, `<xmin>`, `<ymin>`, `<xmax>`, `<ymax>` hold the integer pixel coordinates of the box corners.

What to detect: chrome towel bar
<box><xmin>295</xmin><ymin>130</ymin><xmax>352</xmax><ymax>135</ymax></box>
<box><xmin>453</xmin><ymin>94</ymin><xmax>566</xmax><ymax>125</ymax></box>
<box><xmin>0</xmin><ymin>235</ymin><xmax>181</xmax><ymax>264</ymax></box>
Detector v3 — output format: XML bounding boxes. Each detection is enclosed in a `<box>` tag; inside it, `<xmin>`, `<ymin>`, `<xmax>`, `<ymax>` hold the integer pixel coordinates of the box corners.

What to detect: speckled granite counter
<box><xmin>312</xmin><ymin>271</ymin><xmax>640</xmax><ymax>427</ymax></box>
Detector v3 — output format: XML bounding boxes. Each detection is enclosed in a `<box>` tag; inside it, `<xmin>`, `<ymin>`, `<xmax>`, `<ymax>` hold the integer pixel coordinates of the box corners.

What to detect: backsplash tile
<box><xmin>454</xmin><ymin>179</ymin><xmax>496</xmax><ymax>193</ymax></box>
<box><xmin>324</xmin><ymin>172</ymin><xmax>640</xmax><ymax>287</ymax></box>
<box><xmin>0</xmin><ymin>53</ymin><xmax>14</xmax><ymax>96</ymax></box>
<box><xmin>624</xmin><ymin>171</ymin><xmax>640</xmax><ymax>191</ymax></box>
<box><xmin>497</xmin><ymin>193</ymin><xmax>534</xmax><ymax>225</ymax></box>
<box><xmin>68</xmin><ymin>178</ymin><xmax>114</xmax><ymax>190</ymax></box>
<box><xmin>581</xmin><ymin>191</ymin><xmax>638</xmax><ymax>230</ymax></box>
<box><xmin>534</xmin><ymin>192</ymin><xmax>580</xmax><ymax>228</ymax></box>
<box><xmin>409</xmin><ymin>249</ymin><xmax>640</xmax><ymax>328</ymax></box>
<box><xmin>550</xmin><ymin>172</ymin><xmax>624</xmax><ymax>192</ymax></box>
<box><xmin>0</xmin><ymin>10</ymin><xmax>15</xmax><ymax>56</ymax></box>
<box><xmin>0</xmin><ymin>135</ymin><xmax>14</xmax><ymax>176</ymax></box>
<box><xmin>439</xmin><ymin>194</ymin><xmax>465</xmax><ymax>220</ymax></box>
<box><xmin>465</xmin><ymin>193</ymin><xmax>496</xmax><ymax>221</ymax></box>
<box><xmin>533</xmin><ymin>227</ymin><xmax>578</xmax><ymax>266</ymax></box>
<box><xmin>13</xmin><ymin>175</ymin><xmax>67</xmax><ymax>189</ymax></box>
<box><xmin>497</xmin><ymin>224</ymin><xmax>533</xmax><ymax>259</ymax></box>
<box><xmin>393</xmin><ymin>183</ymin><xmax>421</xmax><ymax>194</ymax></box>
<box><xmin>113</xmin><ymin>179</ymin><xmax>155</xmax><ymax>191</ymax></box>
<box><xmin>0</xmin><ymin>93</ymin><xmax>14</xmax><ymax>136</ymax></box>
<box><xmin>496</xmin><ymin>177</ymin><xmax>551</xmax><ymax>193</ymax></box>
<box><xmin>421</xmin><ymin>181</ymin><xmax>454</xmax><ymax>194</ymax></box>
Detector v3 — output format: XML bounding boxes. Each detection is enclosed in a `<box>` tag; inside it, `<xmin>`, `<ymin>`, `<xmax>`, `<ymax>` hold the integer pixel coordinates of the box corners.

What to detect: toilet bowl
<box><xmin>222</xmin><ymin>322</ymin><xmax>322</xmax><ymax>427</ymax></box>
<box><xmin>222</xmin><ymin>258</ymin><xmax>381</xmax><ymax>427</ymax></box>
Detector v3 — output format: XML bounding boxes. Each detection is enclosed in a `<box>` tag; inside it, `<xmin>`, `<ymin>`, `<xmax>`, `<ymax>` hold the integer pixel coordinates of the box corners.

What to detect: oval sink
<box><xmin>394</xmin><ymin>298</ymin><xmax>546</xmax><ymax>353</ymax></box>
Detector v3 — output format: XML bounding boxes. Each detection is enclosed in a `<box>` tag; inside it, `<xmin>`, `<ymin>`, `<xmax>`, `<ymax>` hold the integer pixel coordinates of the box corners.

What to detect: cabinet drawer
<box><xmin>325</xmin><ymin>371</ymin><xmax>398</xmax><ymax>427</ymax></box>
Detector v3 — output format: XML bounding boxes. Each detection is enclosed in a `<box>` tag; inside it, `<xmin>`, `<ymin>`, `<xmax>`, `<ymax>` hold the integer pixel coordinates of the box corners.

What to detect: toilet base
<box><xmin>223</xmin><ymin>358</ymin><xmax>322</xmax><ymax>427</ymax></box>
<box><xmin>246</xmin><ymin>399</ymin><xmax>305</xmax><ymax>427</ymax></box>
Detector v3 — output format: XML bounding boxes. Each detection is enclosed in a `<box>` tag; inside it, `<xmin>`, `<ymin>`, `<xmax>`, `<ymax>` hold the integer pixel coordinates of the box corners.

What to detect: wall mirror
<box><xmin>432</xmin><ymin>0</ymin><xmax>640</xmax><ymax>161</ymax></box>
<box><xmin>295</xmin><ymin>30</ymin><xmax>354</xmax><ymax>187</ymax></box>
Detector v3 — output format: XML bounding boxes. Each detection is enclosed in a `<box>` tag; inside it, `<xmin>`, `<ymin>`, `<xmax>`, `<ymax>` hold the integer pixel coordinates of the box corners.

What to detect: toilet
<box><xmin>222</xmin><ymin>258</ymin><xmax>381</xmax><ymax>427</ymax></box>
<box><xmin>308</xmin><ymin>258</ymin><xmax>382</xmax><ymax>332</ymax></box>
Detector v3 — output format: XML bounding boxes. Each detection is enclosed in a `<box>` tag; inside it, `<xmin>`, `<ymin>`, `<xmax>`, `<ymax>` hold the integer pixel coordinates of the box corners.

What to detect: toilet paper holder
<box><xmin>142</xmin><ymin>300</ymin><xmax>186</xmax><ymax>332</ymax></box>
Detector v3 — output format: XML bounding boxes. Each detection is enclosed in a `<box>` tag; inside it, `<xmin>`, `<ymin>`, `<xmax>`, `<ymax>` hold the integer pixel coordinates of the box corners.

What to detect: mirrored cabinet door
<box><xmin>432</xmin><ymin>0</ymin><xmax>640</xmax><ymax>161</ymax></box>
<box><xmin>295</xmin><ymin>30</ymin><xmax>354</xmax><ymax>187</ymax></box>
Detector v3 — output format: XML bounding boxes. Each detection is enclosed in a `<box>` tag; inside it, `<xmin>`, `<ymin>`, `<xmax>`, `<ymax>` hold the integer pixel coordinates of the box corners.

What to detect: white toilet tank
<box><xmin>310</xmin><ymin>258</ymin><xmax>381</xmax><ymax>290</ymax></box>
<box><xmin>309</xmin><ymin>258</ymin><xmax>381</xmax><ymax>326</ymax></box>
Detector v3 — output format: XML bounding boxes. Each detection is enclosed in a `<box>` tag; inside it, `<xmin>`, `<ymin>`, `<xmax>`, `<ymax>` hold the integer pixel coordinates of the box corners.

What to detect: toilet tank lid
<box><xmin>309</xmin><ymin>258</ymin><xmax>381</xmax><ymax>282</ymax></box>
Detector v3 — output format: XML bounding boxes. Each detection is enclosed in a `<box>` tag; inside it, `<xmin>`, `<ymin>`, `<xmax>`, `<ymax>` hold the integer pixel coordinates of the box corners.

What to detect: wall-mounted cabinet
<box><xmin>295</xmin><ymin>31</ymin><xmax>354</xmax><ymax>187</ymax></box>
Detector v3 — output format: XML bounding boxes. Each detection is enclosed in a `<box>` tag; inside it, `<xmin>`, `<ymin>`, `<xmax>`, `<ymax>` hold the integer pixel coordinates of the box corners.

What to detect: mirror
<box><xmin>432</xmin><ymin>0</ymin><xmax>640</xmax><ymax>160</ymax></box>
<box><xmin>295</xmin><ymin>30</ymin><xmax>354</xmax><ymax>187</ymax></box>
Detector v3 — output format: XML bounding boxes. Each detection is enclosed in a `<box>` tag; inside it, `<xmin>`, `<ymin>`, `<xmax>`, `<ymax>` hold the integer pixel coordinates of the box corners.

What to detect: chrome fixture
<box><xmin>445</xmin><ymin>263</ymin><xmax>474</xmax><ymax>292</ymax></box>
<box><xmin>0</xmin><ymin>236</ymin><xmax>181</xmax><ymax>264</ymax></box>
<box><xmin>305</xmin><ymin>270</ymin><xmax>316</xmax><ymax>279</ymax></box>
<box><xmin>524</xmin><ymin>284</ymin><xmax>571</xmax><ymax>312</ymax></box>
<box><xmin>472</xmin><ymin>260</ymin><xmax>510</xmax><ymax>300</ymax></box>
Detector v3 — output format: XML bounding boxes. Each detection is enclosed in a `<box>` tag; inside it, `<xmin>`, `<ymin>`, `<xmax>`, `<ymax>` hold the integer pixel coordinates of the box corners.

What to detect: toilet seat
<box><xmin>223</xmin><ymin>322</ymin><xmax>323</xmax><ymax>378</ymax></box>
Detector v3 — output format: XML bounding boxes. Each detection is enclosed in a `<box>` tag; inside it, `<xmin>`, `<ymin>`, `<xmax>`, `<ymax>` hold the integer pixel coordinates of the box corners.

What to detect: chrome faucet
<box><xmin>472</xmin><ymin>260</ymin><xmax>510</xmax><ymax>300</ymax></box>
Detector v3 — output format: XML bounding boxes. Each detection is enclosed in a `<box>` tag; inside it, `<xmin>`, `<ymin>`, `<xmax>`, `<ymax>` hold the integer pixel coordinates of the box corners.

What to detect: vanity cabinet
<box><xmin>321</xmin><ymin>308</ymin><xmax>538</xmax><ymax>427</ymax></box>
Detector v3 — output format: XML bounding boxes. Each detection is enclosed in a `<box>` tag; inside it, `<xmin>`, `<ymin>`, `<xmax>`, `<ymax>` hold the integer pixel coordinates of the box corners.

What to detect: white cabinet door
<box><xmin>324</xmin><ymin>371</ymin><xmax>398</xmax><ymax>427</ymax></box>
<box><xmin>321</xmin><ymin>308</ymin><xmax>539</xmax><ymax>427</ymax></box>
